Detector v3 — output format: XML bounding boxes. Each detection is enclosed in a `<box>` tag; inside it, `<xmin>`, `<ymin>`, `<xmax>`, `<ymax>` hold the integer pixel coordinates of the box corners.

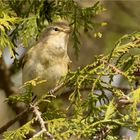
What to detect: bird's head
<box><xmin>48</xmin><ymin>22</ymin><xmax>71</xmax><ymax>34</ymax></box>
<box><xmin>39</xmin><ymin>21</ymin><xmax>71</xmax><ymax>55</ymax></box>
<box><xmin>40</xmin><ymin>21</ymin><xmax>71</xmax><ymax>41</ymax></box>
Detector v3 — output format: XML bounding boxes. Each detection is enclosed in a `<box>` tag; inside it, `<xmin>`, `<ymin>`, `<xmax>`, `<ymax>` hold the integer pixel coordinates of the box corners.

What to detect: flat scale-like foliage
<box><xmin>1</xmin><ymin>0</ymin><xmax>140</xmax><ymax>140</ymax></box>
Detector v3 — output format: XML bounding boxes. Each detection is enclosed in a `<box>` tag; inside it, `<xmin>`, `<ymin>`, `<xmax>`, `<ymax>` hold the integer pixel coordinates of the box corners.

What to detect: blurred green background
<box><xmin>69</xmin><ymin>0</ymin><xmax>140</xmax><ymax>70</ymax></box>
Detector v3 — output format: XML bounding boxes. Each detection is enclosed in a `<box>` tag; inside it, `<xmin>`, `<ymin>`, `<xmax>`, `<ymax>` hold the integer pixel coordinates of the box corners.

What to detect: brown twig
<box><xmin>49</xmin><ymin>82</ymin><xmax>65</xmax><ymax>95</ymax></box>
<box><xmin>34</xmin><ymin>82</ymin><xmax>64</xmax><ymax>106</ymax></box>
<box><xmin>101</xmin><ymin>59</ymin><xmax>125</xmax><ymax>76</ymax></box>
<box><xmin>0</xmin><ymin>107</ymin><xmax>30</xmax><ymax>134</ymax></box>
<box><xmin>0</xmin><ymin>82</ymin><xmax>65</xmax><ymax>135</ymax></box>
<box><xmin>93</xmin><ymin>125</ymin><xmax>111</xmax><ymax>140</ymax></box>
<box><xmin>29</xmin><ymin>104</ymin><xmax>55</xmax><ymax>140</ymax></box>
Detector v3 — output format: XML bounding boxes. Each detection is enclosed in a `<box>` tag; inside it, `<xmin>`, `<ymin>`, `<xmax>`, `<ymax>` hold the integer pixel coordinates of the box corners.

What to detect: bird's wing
<box><xmin>66</xmin><ymin>55</ymin><xmax>72</xmax><ymax>64</ymax></box>
<box><xmin>66</xmin><ymin>55</ymin><xmax>72</xmax><ymax>70</ymax></box>
<box><xmin>21</xmin><ymin>47</ymin><xmax>34</xmax><ymax>68</ymax></box>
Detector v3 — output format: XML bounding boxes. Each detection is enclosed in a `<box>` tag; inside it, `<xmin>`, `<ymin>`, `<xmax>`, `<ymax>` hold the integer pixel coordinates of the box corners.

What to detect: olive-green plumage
<box><xmin>22</xmin><ymin>21</ymin><xmax>71</xmax><ymax>97</ymax></box>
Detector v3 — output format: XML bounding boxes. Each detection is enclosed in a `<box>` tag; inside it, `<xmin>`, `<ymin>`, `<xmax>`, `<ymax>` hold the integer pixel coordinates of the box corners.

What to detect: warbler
<box><xmin>22</xmin><ymin>21</ymin><xmax>71</xmax><ymax>97</ymax></box>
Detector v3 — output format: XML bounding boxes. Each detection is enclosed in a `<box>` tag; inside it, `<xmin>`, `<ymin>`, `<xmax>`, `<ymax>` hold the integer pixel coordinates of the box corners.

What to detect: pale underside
<box><xmin>22</xmin><ymin>31</ymin><xmax>70</xmax><ymax>97</ymax></box>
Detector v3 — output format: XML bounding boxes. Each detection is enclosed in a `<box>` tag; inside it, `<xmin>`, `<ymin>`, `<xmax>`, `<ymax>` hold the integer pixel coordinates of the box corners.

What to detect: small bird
<box><xmin>22</xmin><ymin>21</ymin><xmax>71</xmax><ymax>97</ymax></box>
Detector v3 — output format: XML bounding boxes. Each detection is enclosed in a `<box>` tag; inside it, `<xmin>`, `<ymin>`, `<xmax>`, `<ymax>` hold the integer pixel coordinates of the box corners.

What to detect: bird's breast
<box><xmin>33</xmin><ymin>62</ymin><xmax>68</xmax><ymax>96</ymax></box>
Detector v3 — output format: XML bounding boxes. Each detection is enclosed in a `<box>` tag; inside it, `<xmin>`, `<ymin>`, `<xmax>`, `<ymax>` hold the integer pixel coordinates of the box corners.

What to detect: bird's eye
<box><xmin>54</xmin><ymin>27</ymin><xmax>59</xmax><ymax>31</ymax></box>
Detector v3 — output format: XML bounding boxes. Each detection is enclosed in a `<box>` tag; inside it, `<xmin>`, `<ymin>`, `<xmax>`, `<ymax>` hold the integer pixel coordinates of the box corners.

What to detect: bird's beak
<box><xmin>63</xmin><ymin>28</ymin><xmax>71</xmax><ymax>34</ymax></box>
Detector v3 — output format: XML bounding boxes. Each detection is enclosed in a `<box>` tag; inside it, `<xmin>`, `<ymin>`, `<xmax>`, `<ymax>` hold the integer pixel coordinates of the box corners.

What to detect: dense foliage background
<box><xmin>0</xmin><ymin>0</ymin><xmax>140</xmax><ymax>140</ymax></box>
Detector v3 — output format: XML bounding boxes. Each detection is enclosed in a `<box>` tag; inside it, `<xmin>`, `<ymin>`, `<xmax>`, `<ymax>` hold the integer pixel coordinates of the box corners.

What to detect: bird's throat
<box><xmin>47</xmin><ymin>34</ymin><xmax>69</xmax><ymax>56</ymax></box>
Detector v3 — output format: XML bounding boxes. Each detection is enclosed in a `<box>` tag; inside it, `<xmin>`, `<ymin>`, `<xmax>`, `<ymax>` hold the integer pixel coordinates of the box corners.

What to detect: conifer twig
<box><xmin>101</xmin><ymin>58</ymin><xmax>125</xmax><ymax>76</ymax></box>
<box><xmin>34</xmin><ymin>82</ymin><xmax>64</xmax><ymax>106</ymax></box>
<box><xmin>93</xmin><ymin>125</ymin><xmax>111</xmax><ymax>140</ymax></box>
<box><xmin>29</xmin><ymin>104</ymin><xmax>55</xmax><ymax>140</ymax></box>
<box><xmin>0</xmin><ymin>82</ymin><xmax>65</xmax><ymax>135</ymax></box>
